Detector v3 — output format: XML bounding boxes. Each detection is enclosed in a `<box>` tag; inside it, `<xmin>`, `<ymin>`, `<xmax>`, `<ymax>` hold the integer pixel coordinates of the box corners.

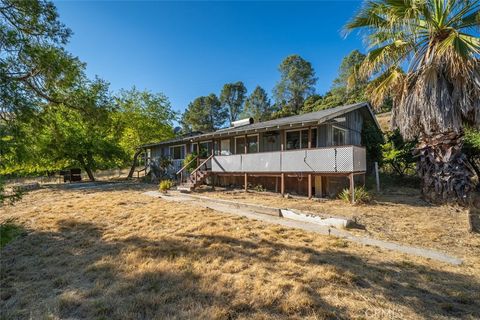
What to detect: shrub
<box><xmin>338</xmin><ymin>187</ymin><xmax>371</xmax><ymax>204</ymax></box>
<box><xmin>381</xmin><ymin>130</ymin><xmax>416</xmax><ymax>177</ymax></box>
<box><xmin>159</xmin><ymin>179</ymin><xmax>174</xmax><ymax>193</ymax></box>
<box><xmin>253</xmin><ymin>184</ymin><xmax>266</xmax><ymax>192</ymax></box>
<box><xmin>183</xmin><ymin>153</ymin><xmax>198</xmax><ymax>173</ymax></box>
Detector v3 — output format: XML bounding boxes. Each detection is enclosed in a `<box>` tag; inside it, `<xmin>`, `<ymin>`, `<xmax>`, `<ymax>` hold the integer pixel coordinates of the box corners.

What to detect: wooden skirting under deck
<box><xmin>211</xmin><ymin>171</ymin><xmax>365</xmax><ymax>201</ymax></box>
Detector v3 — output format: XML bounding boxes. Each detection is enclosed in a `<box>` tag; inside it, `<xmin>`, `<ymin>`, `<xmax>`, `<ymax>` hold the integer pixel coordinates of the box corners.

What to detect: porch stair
<box><xmin>177</xmin><ymin>170</ymin><xmax>210</xmax><ymax>192</ymax></box>
<box><xmin>176</xmin><ymin>154</ymin><xmax>213</xmax><ymax>192</ymax></box>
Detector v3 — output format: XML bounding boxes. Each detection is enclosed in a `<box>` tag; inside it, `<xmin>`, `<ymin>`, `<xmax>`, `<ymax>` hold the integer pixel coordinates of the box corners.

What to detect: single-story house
<box><xmin>139</xmin><ymin>102</ymin><xmax>381</xmax><ymax>201</ymax></box>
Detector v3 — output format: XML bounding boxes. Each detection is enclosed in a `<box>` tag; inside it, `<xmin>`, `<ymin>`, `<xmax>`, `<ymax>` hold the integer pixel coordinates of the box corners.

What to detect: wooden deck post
<box><xmin>349</xmin><ymin>173</ymin><xmax>355</xmax><ymax>204</ymax></box>
<box><xmin>308</xmin><ymin>174</ymin><xmax>312</xmax><ymax>199</ymax></box>
<box><xmin>244</xmin><ymin>173</ymin><xmax>248</xmax><ymax>191</ymax></box>
<box><xmin>281</xmin><ymin>173</ymin><xmax>285</xmax><ymax>196</ymax></box>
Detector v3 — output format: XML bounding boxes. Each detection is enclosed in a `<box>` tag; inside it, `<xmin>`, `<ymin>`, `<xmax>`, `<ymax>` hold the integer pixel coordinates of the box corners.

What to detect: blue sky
<box><xmin>54</xmin><ymin>1</ymin><xmax>365</xmax><ymax>113</ymax></box>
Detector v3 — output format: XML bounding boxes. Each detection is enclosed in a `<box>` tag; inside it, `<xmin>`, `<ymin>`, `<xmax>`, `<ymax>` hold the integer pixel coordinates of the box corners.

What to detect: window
<box><xmin>221</xmin><ymin>139</ymin><xmax>231</xmax><ymax>155</ymax></box>
<box><xmin>169</xmin><ymin>145</ymin><xmax>185</xmax><ymax>160</ymax></box>
<box><xmin>262</xmin><ymin>131</ymin><xmax>280</xmax><ymax>152</ymax></box>
<box><xmin>332</xmin><ymin>127</ymin><xmax>346</xmax><ymax>146</ymax></box>
<box><xmin>191</xmin><ymin>143</ymin><xmax>198</xmax><ymax>154</ymax></box>
<box><xmin>199</xmin><ymin>141</ymin><xmax>213</xmax><ymax>157</ymax></box>
<box><xmin>286</xmin><ymin>131</ymin><xmax>301</xmax><ymax>150</ymax></box>
<box><xmin>235</xmin><ymin>135</ymin><xmax>258</xmax><ymax>153</ymax></box>
<box><xmin>286</xmin><ymin>129</ymin><xmax>313</xmax><ymax>150</ymax></box>
<box><xmin>247</xmin><ymin>135</ymin><xmax>258</xmax><ymax>153</ymax></box>
<box><xmin>235</xmin><ymin>137</ymin><xmax>245</xmax><ymax>154</ymax></box>
<box><xmin>311</xmin><ymin>128</ymin><xmax>317</xmax><ymax>148</ymax></box>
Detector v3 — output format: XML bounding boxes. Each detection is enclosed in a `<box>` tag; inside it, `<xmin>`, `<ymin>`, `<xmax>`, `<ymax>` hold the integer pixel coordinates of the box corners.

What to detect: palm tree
<box><xmin>345</xmin><ymin>0</ymin><xmax>480</xmax><ymax>204</ymax></box>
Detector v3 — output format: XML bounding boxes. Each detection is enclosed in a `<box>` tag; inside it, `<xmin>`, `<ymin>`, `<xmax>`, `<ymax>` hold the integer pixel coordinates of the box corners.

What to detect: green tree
<box><xmin>333</xmin><ymin>49</ymin><xmax>366</xmax><ymax>90</ymax></box>
<box><xmin>115</xmin><ymin>88</ymin><xmax>175</xmax><ymax>157</ymax></box>
<box><xmin>181</xmin><ymin>94</ymin><xmax>227</xmax><ymax>132</ymax></box>
<box><xmin>381</xmin><ymin>130</ymin><xmax>416</xmax><ymax>177</ymax></box>
<box><xmin>242</xmin><ymin>86</ymin><xmax>273</xmax><ymax>122</ymax></box>
<box><xmin>346</xmin><ymin>0</ymin><xmax>480</xmax><ymax>204</ymax></box>
<box><xmin>274</xmin><ymin>55</ymin><xmax>317</xmax><ymax>116</ymax></box>
<box><xmin>362</xmin><ymin>123</ymin><xmax>385</xmax><ymax>169</ymax></box>
<box><xmin>220</xmin><ymin>81</ymin><xmax>247</xmax><ymax>123</ymax></box>
<box><xmin>37</xmin><ymin>79</ymin><xmax>124</xmax><ymax>181</ymax></box>
<box><xmin>303</xmin><ymin>50</ymin><xmax>367</xmax><ymax>113</ymax></box>
<box><xmin>0</xmin><ymin>0</ymin><xmax>83</xmax><ymax>115</ymax></box>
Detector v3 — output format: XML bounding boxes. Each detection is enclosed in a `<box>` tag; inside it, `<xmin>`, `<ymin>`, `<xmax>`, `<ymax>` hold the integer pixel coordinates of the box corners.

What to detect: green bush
<box><xmin>381</xmin><ymin>130</ymin><xmax>416</xmax><ymax>177</ymax></box>
<box><xmin>183</xmin><ymin>153</ymin><xmax>198</xmax><ymax>173</ymax></box>
<box><xmin>159</xmin><ymin>179</ymin><xmax>174</xmax><ymax>192</ymax></box>
<box><xmin>361</xmin><ymin>124</ymin><xmax>384</xmax><ymax>167</ymax></box>
<box><xmin>338</xmin><ymin>186</ymin><xmax>371</xmax><ymax>204</ymax></box>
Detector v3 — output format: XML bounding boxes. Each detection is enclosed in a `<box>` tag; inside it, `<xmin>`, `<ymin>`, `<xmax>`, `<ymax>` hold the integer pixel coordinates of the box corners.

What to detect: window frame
<box><xmin>220</xmin><ymin>139</ymin><xmax>231</xmax><ymax>155</ymax></box>
<box><xmin>332</xmin><ymin>125</ymin><xmax>348</xmax><ymax>146</ymax></box>
<box><xmin>285</xmin><ymin>129</ymin><xmax>311</xmax><ymax>150</ymax></box>
<box><xmin>234</xmin><ymin>134</ymin><xmax>259</xmax><ymax>154</ymax></box>
<box><xmin>169</xmin><ymin>144</ymin><xmax>186</xmax><ymax>160</ymax></box>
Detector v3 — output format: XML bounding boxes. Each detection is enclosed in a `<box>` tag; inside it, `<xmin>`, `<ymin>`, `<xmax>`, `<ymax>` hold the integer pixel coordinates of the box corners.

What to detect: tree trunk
<box><xmin>127</xmin><ymin>149</ymin><xmax>143</xmax><ymax>179</ymax></box>
<box><xmin>415</xmin><ymin>132</ymin><xmax>475</xmax><ymax>205</ymax></box>
<box><xmin>468</xmin><ymin>192</ymin><xmax>480</xmax><ymax>233</ymax></box>
<box><xmin>78</xmin><ymin>156</ymin><xmax>95</xmax><ymax>181</ymax></box>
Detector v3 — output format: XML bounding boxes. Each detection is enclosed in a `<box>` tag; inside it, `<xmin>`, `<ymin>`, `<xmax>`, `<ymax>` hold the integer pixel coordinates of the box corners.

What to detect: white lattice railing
<box><xmin>211</xmin><ymin>146</ymin><xmax>366</xmax><ymax>173</ymax></box>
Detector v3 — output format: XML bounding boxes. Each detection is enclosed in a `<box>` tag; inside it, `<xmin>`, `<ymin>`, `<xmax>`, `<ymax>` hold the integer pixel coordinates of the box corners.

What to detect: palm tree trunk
<box><xmin>415</xmin><ymin>132</ymin><xmax>475</xmax><ymax>205</ymax></box>
<box><xmin>468</xmin><ymin>192</ymin><xmax>480</xmax><ymax>233</ymax></box>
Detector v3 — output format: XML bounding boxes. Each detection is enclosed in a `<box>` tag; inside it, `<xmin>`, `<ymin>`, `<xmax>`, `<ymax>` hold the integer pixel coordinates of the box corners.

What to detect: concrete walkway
<box><xmin>144</xmin><ymin>191</ymin><xmax>463</xmax><ymax>266</ymax></box>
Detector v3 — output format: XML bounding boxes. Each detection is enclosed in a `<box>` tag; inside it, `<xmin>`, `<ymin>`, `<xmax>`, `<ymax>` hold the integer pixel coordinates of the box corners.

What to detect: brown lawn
<box><xmin>195</xmin><ymin>188</ymin><xmax>480</xmax><ymax>267</ymax></box>
<box><xmin>1</xmin><ymin>183</ymin><xmax>479</xmax><ymax>319</ymax></box>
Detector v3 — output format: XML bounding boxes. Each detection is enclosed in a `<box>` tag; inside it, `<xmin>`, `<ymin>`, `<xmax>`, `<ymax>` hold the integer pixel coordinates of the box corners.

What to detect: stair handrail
<box><xmin>191</xmin><ymin>154</ymin><xmax>214</xmax><ymax>175</ymax></box>
<box><xmin>176</xmin><ymin>155</ymin><xmax>198</xmax><ymax>176</ymax></box>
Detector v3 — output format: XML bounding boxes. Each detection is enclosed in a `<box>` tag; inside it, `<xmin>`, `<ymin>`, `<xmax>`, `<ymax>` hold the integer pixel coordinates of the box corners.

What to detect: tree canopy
<box><xmin>274</xmin><ymin>55</ymin><xmax>317</xmax><ymax>116</ymax></box>
<box><xmin>114</xmin><ymin>88</ymin><xmax>176</xmax><ymax>156</ymax></box>
<box><xmin>302</xmin><ymin>50</ymin><xmax>368</xmax><ymax>113</ymax></box>
<box><xmin>0</xmin><ymin>0</ymin><xmax>83</xmax><ymax>116</ymax></box>
<box><xmin>220</xmin><ymin>81</ymin><xmax>247</xmax><ymax>124</ymax></box>
<box><xmin>345</xmin><ymin>0</ymin><xmax>480</xmax><ymax>140</ymax></box>
<box><xmin>242</xmin><ymin>86</ymin><xmax>273</xmax><ymax>122</ymax></box>
<box><xmin>181</xmin><ymin>94</ymin><xmax>228</xmax><ymax>132</ymax></box>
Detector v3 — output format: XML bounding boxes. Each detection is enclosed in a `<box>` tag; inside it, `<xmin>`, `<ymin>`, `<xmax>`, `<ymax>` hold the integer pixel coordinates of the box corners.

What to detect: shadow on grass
<box><xmin>1</xmin><ymin>219</ymin><xmax>479</xmax><ymax>319</ymax></box>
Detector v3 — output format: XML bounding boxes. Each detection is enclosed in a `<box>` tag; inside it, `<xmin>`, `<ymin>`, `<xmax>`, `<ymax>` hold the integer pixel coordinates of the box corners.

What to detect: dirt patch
<box><xmin>1</xmin><ymin>185</ymin><xmax>479</xmax><ymax>319</ymax></box>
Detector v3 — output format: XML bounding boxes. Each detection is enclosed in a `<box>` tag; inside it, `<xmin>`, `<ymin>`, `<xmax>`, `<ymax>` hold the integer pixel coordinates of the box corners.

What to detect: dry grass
<box><xmin>199</xmin><ymin>189</ymin><xmax>480</xmax><ymax>267</ymax></box>
<box><xmin>1</xmin><ymin>184</ymin><xmax>479</xmax><ymax>319</ymax></box>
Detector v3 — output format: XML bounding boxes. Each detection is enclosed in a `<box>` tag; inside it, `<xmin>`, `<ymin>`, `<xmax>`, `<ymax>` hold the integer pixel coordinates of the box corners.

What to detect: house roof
<box><xmin>140</xmin><ymin>102</ymin><xmax>380</xmax><ymax>148</ymax></box>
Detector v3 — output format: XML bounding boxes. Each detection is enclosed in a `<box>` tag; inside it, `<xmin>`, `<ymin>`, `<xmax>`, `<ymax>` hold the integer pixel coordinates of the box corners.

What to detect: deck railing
<box><xmin>211</xmin><ymin>145</ymin><xmax>366</xmax><ymax>173</ymax></box>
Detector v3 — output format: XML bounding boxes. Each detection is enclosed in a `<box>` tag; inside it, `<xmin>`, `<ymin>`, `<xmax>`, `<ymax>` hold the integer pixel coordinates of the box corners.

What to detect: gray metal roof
<box><xmin>140</xmin><ymin>102</ymin><xmax>379</xmax><ymax>148</ymax></box>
